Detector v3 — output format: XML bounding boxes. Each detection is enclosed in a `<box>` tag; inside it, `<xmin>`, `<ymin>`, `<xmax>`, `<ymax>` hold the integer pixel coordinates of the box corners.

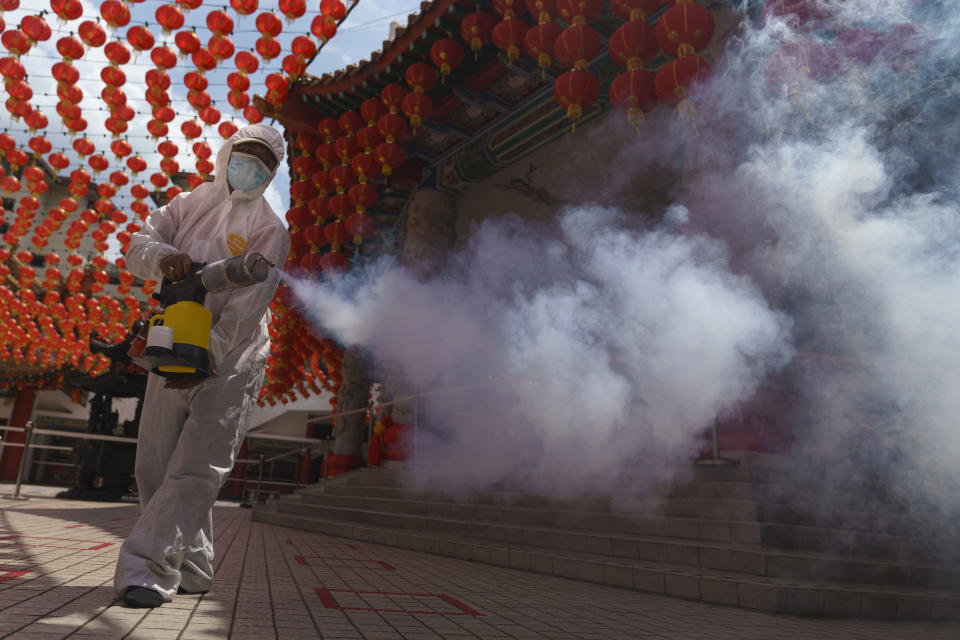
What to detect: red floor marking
<box><xmin>0</xmin><ymin>536</ymin><xmax>114</xmax><ymax>551</ymax></box>
<box><xmin>345</xmin><ymin>543</ymin><xmax>358</xmax><ymax>549</ymax></box>
<box><xmin>296</xmin><ymin>556</ymin><xmax>396</xmax><ymax>571</ymax></box>
<box><xmin>314</xmin><ymin>589</ymin><xmax>482</xmax><ymax>616</ymax></box>
<box><xmin>0</xmin><ymin>571</ymin><xmax>29</xmax><ymax>583</ymax></box>
<box><xmin>64</xmin><ymin>525</ymin><xmax>85</xmax><ymax>529</ymax></box>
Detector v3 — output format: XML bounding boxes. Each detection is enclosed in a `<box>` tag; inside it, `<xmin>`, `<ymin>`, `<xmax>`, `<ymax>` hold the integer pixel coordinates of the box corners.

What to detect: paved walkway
<box><xmin>0</xmin><ymin>486</ymin><xmax>955</xmax><ymax>640</ymax></box>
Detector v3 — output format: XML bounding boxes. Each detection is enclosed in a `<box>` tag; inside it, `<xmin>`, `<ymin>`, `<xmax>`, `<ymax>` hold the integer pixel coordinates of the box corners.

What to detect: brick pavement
<box><xmin>0</xmin><ymin>486</ymin><xmax>955</xmax><ymax>640</ymax></box>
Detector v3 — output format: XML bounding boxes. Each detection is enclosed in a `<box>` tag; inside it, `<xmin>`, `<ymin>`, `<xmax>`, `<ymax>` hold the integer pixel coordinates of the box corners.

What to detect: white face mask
<box><xmin>226</xmin><ymin>152</ymin><xmax>272</xmax><ymax>192</ymax></box>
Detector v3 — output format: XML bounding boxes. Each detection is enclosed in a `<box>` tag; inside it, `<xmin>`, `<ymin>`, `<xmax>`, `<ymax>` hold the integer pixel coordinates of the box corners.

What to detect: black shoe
<box><xmin>123</xmin><ymin>587</ymin><xmax>164</xmax><ymax>608</ymax></box>
<box><xmin>177</xmin><ymin>586</ymin><xmax>209</xmax><ymax>595</ymax></box>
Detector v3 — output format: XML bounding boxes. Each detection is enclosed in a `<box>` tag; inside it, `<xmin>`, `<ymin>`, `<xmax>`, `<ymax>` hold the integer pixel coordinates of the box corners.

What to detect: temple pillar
<box><xmin>387</xmin><ymin>188</ymin><xmax>457</xmax><ymax>424</ymax></box>
<box><xmin>0</xmin><ymin>388</ymin><xmax>36</xmax><ymax>482</ymax></box>
<box><xmin>330</xmin><ymin>346</ymin><xmax>371</xmax><ymax>458</ymax></box>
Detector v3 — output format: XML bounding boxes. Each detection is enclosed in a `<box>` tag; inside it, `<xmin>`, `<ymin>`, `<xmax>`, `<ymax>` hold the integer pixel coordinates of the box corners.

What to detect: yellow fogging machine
<box><xmin>130</xmin><ymin>251</ymin><xmax>272</xmax><ymax>379</ymax></box>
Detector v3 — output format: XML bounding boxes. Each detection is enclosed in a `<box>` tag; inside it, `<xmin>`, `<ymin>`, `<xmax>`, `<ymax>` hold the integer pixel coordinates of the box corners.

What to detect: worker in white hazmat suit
<box><xmin>114</xmin><ymin>124</ymin><xmax>290</xmax><ymax>608</ymax></box>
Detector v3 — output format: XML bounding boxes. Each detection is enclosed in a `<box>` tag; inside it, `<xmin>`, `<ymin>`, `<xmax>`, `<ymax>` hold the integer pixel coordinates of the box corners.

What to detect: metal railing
<box><xmin>0</xmin><ymin>421</ymin><xmax>334</xmax><ymax>503</ymax></box>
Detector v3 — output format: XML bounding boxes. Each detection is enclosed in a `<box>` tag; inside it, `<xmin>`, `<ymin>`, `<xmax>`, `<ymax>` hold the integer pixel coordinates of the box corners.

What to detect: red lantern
<box><xmin>21</xmin><ymin>15</ymin><xmax>52</xmax><ymax>44</ymax></box>
<box><xmin>324</xmin><ymin>220</ymin><xmax>352</xmax><ymax>247</ymax></box>
<box><xmin>321</xmin><ymin>0</ymin><xmax>346</xmax><ymax>19</ymax></box>
<box><xmin>375</xmin><ymin>142</ymin><xmax>404</xmax><ymax>177</ymax></box>
<box><xmin>48</xmin><ymin>152</ymin><xmax>70</xmax><ymax>173</ymax></box>
<box><xmin>655</xmin><ymin>3</ymin><xmax>715</xmax><ymax>58</ymax></box>
<box><xmin>318</xmin><ymin>118</ymin><xmax>340</xmax><ymax>142</ymax></box>
<box><xmin>493</xmin><ymin>18</ymin><xmax>529</xmax><ymax>63</ymax></box>
<box><xmin>151</xmin><ymin>45</ymin><xmax>178</xmax><ymax>69</ymax></box>
<box><xmin>231</xmin><ymin>0</ymin><xmax>259</xmax><ymax>16</ymax></box>
<box><xmin>282</xmin><ymin>54</ymin><xmax>306</xmax><ymax>79</ymax></box>
<box><xmin>228</xmin><ymin>90</ymin><xmax>250</xmax><ymax>111</ymax></box>
<box><xmin>51</xmin><ymin>0</ymin><xmax>84</xmax><ymax>21</ymax></box>
<box><xmin>610</xmin><ymin>68</ymin><xmax>656</xmax><ymax>127</ymax></box>
<box><xmin>77</xmin><ymin>20</ymin><xmax>106</xmax><ymax>48</ymax></box>
<box><xmin>175</xmin><ymin>30</ymin><xmax>201</xmax><ymax>57</ymax></box>
<box><xmin>56</xmin><ymin>35</ymin><xmax>84</xmax><ymax>62</ymax></box>
<box><xmin>430</xmin><ymin>38</ymin><xmax>464</xmax><ymax>83</ymax></box>
<box><xmin>101</xmin><ymin>1</ymin><xmax>131</xmax><ymax>28</ymax></box>
<box><xmin>0</xmin><ymin>57</ymin><xmax>25</xmax><ymax>82</ymax></box>
<box><xmin>401</xmin><ymin>93</ymin><xmax>434</xmax><ymax>131</ymax></box>
<box><xmin>193</xmin><ymin>47</ymin><xmax>216</xmax><ymax>72</ymax></box>
<box><xmin>193</xmin><ymin>141</ymin><xmax>213</xmax><ymax>159</ymax></box>
<box><xmin>235</xmin><ymin>52</ymin><xmax>259</xmax><ymax>78</ymax></box>
<box><xmin>303</xmin><ymin>223</ymin><xmax>327</xmax><ymax>250</ymax></box>
<box><xmin>207</xmin><ymin>9</ymin><xmax>234</xmax><ymax>35</ymax></box>
<box><xmin>256</xmin><ymin>36</ymin><xmax>281</xmax><ymax>61</ymax></box>
<box><xmin>319</xmin><ymin>251</ymin><xmax>349</xmax><ymax>275</ymax></box>
<box><xmin>181</xmin><ymin>121</ymin><xmax>203</xmax><ymax>140</ymax></box>
<box><xmin>609</xmin><ymin>20</ymin><xmax>658</xmax><ymax>69</ymax></box>
<box><xmin>351</xmin><ymin>153</ymin><xmax>380</xmax><ymax>183</ymax></box>
<box><xmin>337</xmin><ymin>111</ymin><xmax>364</xmax><ymax>138</ymax></box>
<box><xmin>405</xmin><ymin>62</ymin><xmax>438</xmax><ymax>94</ymax></box>
<box><xmin>292</xmin><ymin>156</ymin><xmax>319</xmax><ymax>179</ymax></box>
<box><xmin>218</xmin><ymin>121</ymin><xmax>239</xmax><ymax>138</ymax></box>
<box><xmin>279</xmin><ymin>0</ymin><xmax>306</xmax><ymax>21</ymax></box>
<box><xmin>156</xmin><ymin>4</ymin><xmax>185</xmax><ymax>32</ymax></box>
<box><xmin>655</xmin><ymin>55</ymin><xmax>710</xmax><ymax>119</ymax></box>
<box><xmin>291</xmin><ymin>35</ymin><xmax>316</xmax><ymax>62</ymax></box>
<box><xmin>348</xmin><ymin>183</ymin><xmax>378</xmax><ymax>213</ymax></box>
<box><xmin>126</xmin><ymin>155</ymin><xmax>147</xmax><ymax>175</ymax></box>
<box><xmin>356</xmin><ymin>127</ymin><xmax>383</xmax><ymax>154</ymax></box>
<box><xmin>72</xmin><ymin>138</ymin><xmax>95</xmax><ymax>157</ymax></box>
<box><xmin>2</xmin><ymin>30</ymin><xmax>30</xmax><ymax>58</ymax></box>
<box><xmin>345</xmin><ymin>212</ymin><xmax>375</xmax><ymax>247</ymax></box>
<box><xmin>557</xmin><ymin>0</ymin><xmax>603</xmax><ymax>24</ymax></box>
<box><xmin>127</xmin><ymin>25</ymin><xmax>155</xmax><ymax>52</ymax></box>
<box><xmin>311</xmin><ymin>15</ymin><xmax>338</xmax><ymax>42</ymax></box>
<box><xmin>612</xmin><ymin>0</ymin><xmax>661</xmax><ymax>22</ymax></box>
<box><xmin>553</xmin><ymin>69</ymin><xmax>599</xmax><ymax>129</ymax></box>
<box><xmin>243</xmin><ymin>105</ymin><xmax>263</xmax><ymax>124</ymax></box>
<box><xmin>28</xmin><ymin>136</ymin><xmax>51</xmax><ymax>157</ymax></box>
<box><xmin>160</xmin><ymin>157</ymin><xmax>179</xmax><ymax>176</ymax></box>
<box><xmin>554</xmin><ymin>24</ymin><xmax>603</xmax><ymax>70</ymax></box>
<box><xmin>461</xmin><ymin>12</ymin><xmax>497</xmax><ymax>56</ymax></box>
<box><xmin>327</xmin><ymin>165</ymin><xmax>356</xmax><ymax>193</ymax></box>
<box><xmin>105</xmin><ymin>40</ymin><xmax>131</xmax><ymax>66</ymax></box>
<box><xmin>209</xmin><ymin>35</ymin><xmax>235</xmax><ymax>61</ymax></box>
<box><xmin>314</xmin><ymin>145</ymin><xmax>336</xmax><ymax>170</ymax></box>
<box><xmin>524</xmin><ymin>22</ymin><xmax>562</xmax><ymax>74</ymax></box>
<box><xmin>199</xmin><ymin>106</ymin><xmax>221</xmax><ymax>126</ymax></box>
<box><xmin>255</xmin><ymin>11</ymin><xmax>282</xmax><ymax>36</ymax></box>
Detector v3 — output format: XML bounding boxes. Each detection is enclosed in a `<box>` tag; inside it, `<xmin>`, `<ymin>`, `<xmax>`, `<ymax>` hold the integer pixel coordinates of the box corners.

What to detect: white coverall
<box><xmin>114</xmin><ymin>125</ymin><xmax>290</xmax><ymax>599</ymax></box>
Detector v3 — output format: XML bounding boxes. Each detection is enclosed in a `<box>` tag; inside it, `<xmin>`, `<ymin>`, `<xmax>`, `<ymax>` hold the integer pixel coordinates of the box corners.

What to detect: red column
<box><xmin>297</xmin><ymin>421</ymin><xmax>315</xmax><ymax>486</ymax></box>
<box><xmin>0</xmin><ymin>388</ymin><xmax>36</xmax><ymax>482</ymax></box>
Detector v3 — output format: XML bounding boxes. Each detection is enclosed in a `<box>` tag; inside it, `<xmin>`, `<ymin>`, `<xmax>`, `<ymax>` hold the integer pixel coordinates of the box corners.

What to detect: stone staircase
<box><xmin>252</xmin><ymin>455</ymin><xmax>960</xmax><ymax>620</ymax></box>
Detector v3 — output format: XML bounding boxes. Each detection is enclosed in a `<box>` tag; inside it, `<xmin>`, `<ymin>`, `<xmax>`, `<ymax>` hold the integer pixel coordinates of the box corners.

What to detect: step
<box><xmin>271</xmin><ymin>499</ymin><xmax>960</xmax><ymax>590</ymax></box>
<box><xmin>293</xmin><ymin>492</ymin><xmax>765</xmax><ymax>544</ymax></box>
<box><xmin>252</xmin><ymin>506</ymin><xmax>960</xmax><ymax>621</ymax></box>
<box><xmin>288</xmin><ymin>492</ymin><xmax>956</xmax><ymax>564</ymax></box>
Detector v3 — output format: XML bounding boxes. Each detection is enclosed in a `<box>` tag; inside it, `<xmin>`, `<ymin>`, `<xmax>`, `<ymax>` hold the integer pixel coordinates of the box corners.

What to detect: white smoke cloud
<box><xmin>672</xmin><ymin>0</ymin><xmax>960</xmax><ymax>519</ymax></box>
<box><xmin>289</xmin><ymin>206</ymin><xmax>792</xmax><ymax>496</ymax></box>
